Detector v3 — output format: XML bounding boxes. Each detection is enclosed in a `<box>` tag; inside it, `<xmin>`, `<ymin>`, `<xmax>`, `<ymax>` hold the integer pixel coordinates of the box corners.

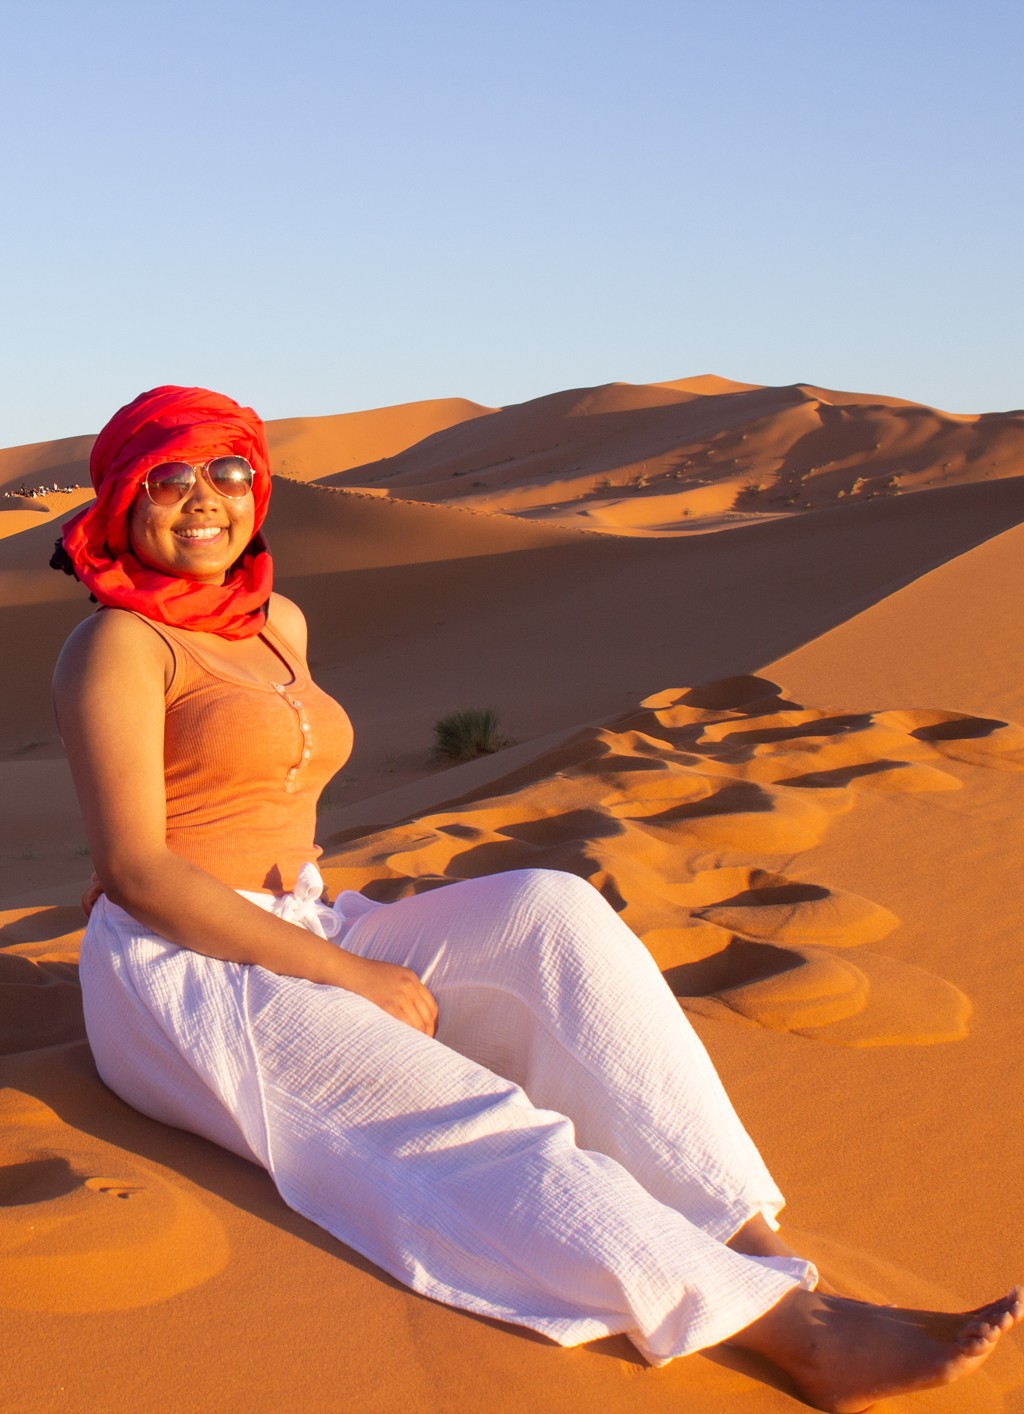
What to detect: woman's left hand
<box><xmin>331</xmin><ymin>952</ymin><xmax>439</xmax><ymax>1036</ymax></box>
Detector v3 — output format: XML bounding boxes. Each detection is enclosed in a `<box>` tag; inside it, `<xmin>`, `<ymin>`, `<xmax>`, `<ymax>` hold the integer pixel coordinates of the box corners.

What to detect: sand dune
<box><xmin>316</xmin><ymin>377</ymin><xmax>1024</xmax><ymax>535</ymax></box>
<box><xmin>266</xmin><ymin>396</ymin><xmax>493</xmax><ymax>481</ymax></box>
<box><xmin>2</xmin><ymin>379</ymin><xmax>1023</xmax><ymax>1413</ymax></box>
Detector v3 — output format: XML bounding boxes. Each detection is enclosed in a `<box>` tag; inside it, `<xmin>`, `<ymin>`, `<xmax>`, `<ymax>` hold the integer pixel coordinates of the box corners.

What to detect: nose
<box><xmin>181</xmin><ymin>464</ymin><xmax>220</xmax><ymax>508</ymax></box>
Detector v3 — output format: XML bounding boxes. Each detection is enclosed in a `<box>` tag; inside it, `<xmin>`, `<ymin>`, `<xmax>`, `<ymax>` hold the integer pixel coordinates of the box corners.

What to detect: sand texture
<box><xmin>2</xmin><ymin>377</ymin><xmax>1022</xmax><ymax>1412</ymax></box>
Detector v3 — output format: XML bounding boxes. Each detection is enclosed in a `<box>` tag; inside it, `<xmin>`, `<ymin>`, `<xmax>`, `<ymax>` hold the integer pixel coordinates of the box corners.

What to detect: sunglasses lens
<box><xmin>145</xmin><ymin>462</ymin><xmax>195</xmax><ymax>505</ymax></box>
<box><xmin>207</xmin><ymin>456</ymin><xmax>254</xmax><ymax>497</ymax></box>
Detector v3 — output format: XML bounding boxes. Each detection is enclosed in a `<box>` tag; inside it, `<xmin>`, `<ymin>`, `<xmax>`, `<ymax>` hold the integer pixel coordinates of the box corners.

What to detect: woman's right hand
<box><xmin>81</xmin><ymin>872</ymin><xmax>103</xmax><ymax>919</ymax></box>
<box><xmin>334</xmin><ymin>953</ymin><xmax>439</xmax><ymax>1036</ymax></box>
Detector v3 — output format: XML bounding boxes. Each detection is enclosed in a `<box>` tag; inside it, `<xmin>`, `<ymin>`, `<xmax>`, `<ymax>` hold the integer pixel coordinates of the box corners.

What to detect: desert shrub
<box><xmin>432</xmin><ymin>708</ymin><xmax>508</xmax><ymax>762</ymax></box>
<box><xmin>736</xmin><ymin>478</ymin><xmax>774</xmax><ymax>506</ymax></box>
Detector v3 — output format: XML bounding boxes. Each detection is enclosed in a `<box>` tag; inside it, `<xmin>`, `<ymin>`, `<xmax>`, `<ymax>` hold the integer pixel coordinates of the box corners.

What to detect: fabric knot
<box><xmin>273</xmin><ymin>862</ymin><xmax>342</xmax><ymax>939</ymax></box>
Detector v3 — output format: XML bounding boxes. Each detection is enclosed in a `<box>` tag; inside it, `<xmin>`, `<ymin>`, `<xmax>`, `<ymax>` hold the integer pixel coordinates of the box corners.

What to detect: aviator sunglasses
<box><xmin>141</xmin><ymin>455</ymin><xmax>255</xmax><ymax>507</ymax></box>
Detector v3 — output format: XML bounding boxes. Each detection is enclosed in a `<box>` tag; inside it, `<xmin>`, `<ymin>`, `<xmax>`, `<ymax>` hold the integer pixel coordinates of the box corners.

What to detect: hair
<box><xmin>50</xmin><ymin>537</ymin><xmax>78</xmax><ymax>578</ymax></box>
<box><xmin>50</xmin><ymin>537</ymin><xmax>97</xmax><ymax>600</ymax></box>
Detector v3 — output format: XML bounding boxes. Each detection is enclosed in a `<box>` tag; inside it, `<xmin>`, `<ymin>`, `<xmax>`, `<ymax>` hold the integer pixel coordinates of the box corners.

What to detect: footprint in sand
<box><xmin>82</xmin><ymin>1177</ymin><xmax>148</xmax><ymax>1198</ymax></box>
<box><xmin>0</xmin><ymin>1094</ymin><xmax>229</xmax><ymax>1313</ymax></box>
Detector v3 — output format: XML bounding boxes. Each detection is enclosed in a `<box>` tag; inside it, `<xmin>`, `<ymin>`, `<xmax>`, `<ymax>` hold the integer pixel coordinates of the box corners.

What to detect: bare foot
<box><xmin>727</xmin><ymin>1213</ymin><xmax>838</xmax><ymax>1295</ymax></box>
<box><xmin>729</xmin><ymin>1284</ymin><xmax>1023</xmax><ymax>1412</ymax></box>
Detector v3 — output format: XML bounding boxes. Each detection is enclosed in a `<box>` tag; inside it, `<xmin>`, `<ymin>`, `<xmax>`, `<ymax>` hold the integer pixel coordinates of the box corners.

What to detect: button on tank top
<box><xmin>140</xmin><ymin>617</ymin><xmax>354</xmax><ymax>894</ymax></box>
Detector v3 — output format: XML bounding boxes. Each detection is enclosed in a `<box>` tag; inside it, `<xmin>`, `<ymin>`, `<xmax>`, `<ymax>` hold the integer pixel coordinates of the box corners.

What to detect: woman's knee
<box><xmin>500</xmin><ymin>867</ymin><xmax>607</xmax><ymax>918</ymax></box>
<box><xmin>495</xmin><ymin>869</ymin><xmax>632</xmax><ymax>963</ymax></box>
<box><xmin>430</xmin><ymin>869</ymin><xmax>636</xmax><ymax>975</ymax></box>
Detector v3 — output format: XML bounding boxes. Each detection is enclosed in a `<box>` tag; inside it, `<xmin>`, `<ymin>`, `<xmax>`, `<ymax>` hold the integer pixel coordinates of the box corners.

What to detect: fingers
<box><xmin>338</xmin><ymin>955</ymin><xmax>439</xmax><ymax>1036</ymax></box>
<box><xmin>404</xmin><ymin>973</ymin><xmax>438</xmax><ymax>1037</ymax></box>
<box><xmin>389</xmin><ymin>994</ymin><xmax>436</xmax><ymax>1035</ymax></box>
<box><xmin>376</xmin><ymin>963</ymin><xmax>438</xmax><ymax>1036</ymax></box>
<box><xmin>81</xmin><ymin>871</ymin><xmax>103</xmax><ymax>918</ymax></box>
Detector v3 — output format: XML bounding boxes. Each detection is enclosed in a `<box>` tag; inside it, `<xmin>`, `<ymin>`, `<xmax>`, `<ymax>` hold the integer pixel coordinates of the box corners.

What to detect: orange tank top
<box><xmin>141</xmin><ymin>617</ymin><xmax>354</xmax><ymax>894</ymax></box>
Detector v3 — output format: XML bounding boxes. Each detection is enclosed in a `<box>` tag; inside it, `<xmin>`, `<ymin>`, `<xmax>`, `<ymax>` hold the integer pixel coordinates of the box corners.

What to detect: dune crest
<box><xmin>314</xmin><ymin>377</ymin><xmax>1024</xmax><ymax>535</ymax></box>
<box><xmin>266</xmin><ymin>396</ymin><xmax>494</xmax><ymax>481</ymax></box>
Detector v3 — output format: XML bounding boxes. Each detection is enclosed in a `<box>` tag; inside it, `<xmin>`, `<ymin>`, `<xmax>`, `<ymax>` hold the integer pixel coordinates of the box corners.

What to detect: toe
<box><xmin>959</xmin><ymin>1321</ymin><xmax>998</xmax><ymax>1347</ymax></box>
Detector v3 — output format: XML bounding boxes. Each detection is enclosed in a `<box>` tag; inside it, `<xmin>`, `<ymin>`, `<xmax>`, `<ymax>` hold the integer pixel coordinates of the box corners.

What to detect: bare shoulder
<box><xmin>53</xmin><ymin>609</ymin><xmax>171</xmax><ymax>697</ymax></box>
<box><xmin>268</xmin><ymin>592</ymin><xmax>309</xmax><ymax>659</ymax></box>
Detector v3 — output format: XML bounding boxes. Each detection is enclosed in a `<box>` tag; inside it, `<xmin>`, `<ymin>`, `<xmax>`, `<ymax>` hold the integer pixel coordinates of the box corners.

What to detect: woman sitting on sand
<box><xmin>52</xmin><ymin>385</ymin><xmax>1019</xmax><ymax>1412</ymax></box>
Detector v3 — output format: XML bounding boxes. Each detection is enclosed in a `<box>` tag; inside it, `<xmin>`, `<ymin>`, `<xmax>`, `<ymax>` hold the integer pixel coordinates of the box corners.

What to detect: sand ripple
<box><xmin>323</xmin><ymin>675</ymin><xmax>1021</xmax><ymax>1048</ymax></box>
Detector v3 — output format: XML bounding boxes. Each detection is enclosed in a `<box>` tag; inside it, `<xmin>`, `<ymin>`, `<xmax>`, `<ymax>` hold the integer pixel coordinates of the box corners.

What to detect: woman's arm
<box><xmin>53</xmin><ymin>610</ymin><xmax>436</xmax><ymax>1035</ymax></box>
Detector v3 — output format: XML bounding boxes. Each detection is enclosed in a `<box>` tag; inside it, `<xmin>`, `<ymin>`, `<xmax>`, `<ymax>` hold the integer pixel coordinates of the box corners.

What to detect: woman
<box><xmin>53</xmin><ymin>385</ymin><xmax>1019</xmax><ymax>1411</ymax></box>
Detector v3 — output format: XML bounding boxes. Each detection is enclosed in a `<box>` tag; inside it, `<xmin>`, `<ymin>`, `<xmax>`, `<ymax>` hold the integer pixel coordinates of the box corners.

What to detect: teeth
<box><xmin>174</xmin><ymin>527</ymin><xmax>224</xmax><ymax>540</ymax></box>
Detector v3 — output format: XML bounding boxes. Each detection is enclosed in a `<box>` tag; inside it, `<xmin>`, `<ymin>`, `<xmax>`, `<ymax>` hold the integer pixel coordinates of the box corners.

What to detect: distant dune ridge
<box><xmin>2</xmin><ymin>377</ymin><xmax>1024</xmax><ymax>1412</ymax></box>
<box><xmin>313</xmin><ymin>376</ymin><xmax>1024</xmax><ymax>535</ymax></box>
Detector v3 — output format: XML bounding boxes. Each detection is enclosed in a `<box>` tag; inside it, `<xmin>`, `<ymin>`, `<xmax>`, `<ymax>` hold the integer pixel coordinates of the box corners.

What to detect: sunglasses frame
<box><xmin>141</xmin><ymin>456</ymin><xmax>255</xmax><ymax>507</ymax></box>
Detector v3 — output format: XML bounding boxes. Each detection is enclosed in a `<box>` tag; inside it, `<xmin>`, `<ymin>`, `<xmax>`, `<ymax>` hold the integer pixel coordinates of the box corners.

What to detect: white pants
<box><xmin>79</xmin><ymin>867</ymin><xmax>815</xmax><ymax>1364</ymax></box>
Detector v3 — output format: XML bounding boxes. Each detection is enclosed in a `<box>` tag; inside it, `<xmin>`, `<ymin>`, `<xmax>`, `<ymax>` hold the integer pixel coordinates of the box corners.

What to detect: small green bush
<box><xmin>432</xmin><ymin>708</ymin><xmax>508</xmax><ymax>762</ymax></box>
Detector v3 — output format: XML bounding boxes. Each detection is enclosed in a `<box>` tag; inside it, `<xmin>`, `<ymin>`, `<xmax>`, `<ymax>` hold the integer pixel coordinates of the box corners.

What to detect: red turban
<box><xmin>62</xmin><ymin>386</ymin><xmax>274</xmax><ymax>639</ymax></box>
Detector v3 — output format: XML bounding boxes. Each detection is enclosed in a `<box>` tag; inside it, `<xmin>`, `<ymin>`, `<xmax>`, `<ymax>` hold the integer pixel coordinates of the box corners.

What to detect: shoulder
<box><xmin>267</xmin><ymin>593</ymin><xmax>308</xmax><ymax>659</ymax></box>
<box><xmin>54</xmin><ymin>609</ymin><xmax>172</xmax><ymax>696</ymax></box>
<box><xmin>53</xmin><ymin>609</ymin><xmax>174</xmax><ymax>789</ymax></box>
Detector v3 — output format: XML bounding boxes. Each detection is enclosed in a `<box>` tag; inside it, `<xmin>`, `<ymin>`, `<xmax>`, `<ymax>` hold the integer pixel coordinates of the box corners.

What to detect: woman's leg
<box><xmin>339</xmin><ymin>868</ymin><xmax>787</xmax><ymax>1244</ymax></box>
<box><xmin>242</xmin><ymin>955</ymin><xmax>812</xmax><ymax>1364</ymax></box>
<box><xmin>85</xmin><ymin>887</ymin><xmax>812</xmax><ymax>1362</ymax></box>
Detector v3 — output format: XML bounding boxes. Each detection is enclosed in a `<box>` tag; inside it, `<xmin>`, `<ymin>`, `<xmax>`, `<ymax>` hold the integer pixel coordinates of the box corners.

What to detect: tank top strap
<box><xmin>260</xmin><ymin>617</ymin><xmax>307</xmax><ymax>678</ymax></box>
<box><xmin>121</xmin><ymin>611</ymin><xmax>185</xmax><ymax>699</ymax></box>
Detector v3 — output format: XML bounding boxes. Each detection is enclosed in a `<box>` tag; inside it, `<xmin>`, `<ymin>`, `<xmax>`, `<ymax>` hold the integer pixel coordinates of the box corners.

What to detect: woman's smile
<box><xmin>174</xmin><ymin>524</ymin><xmax>228</xmax><ymax>541</ymax></box>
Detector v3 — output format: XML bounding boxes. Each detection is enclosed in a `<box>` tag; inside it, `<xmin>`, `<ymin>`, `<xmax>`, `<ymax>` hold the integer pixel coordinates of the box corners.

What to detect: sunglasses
<box><xmin>141</xmin><ymin>455</ymin><xmax>255</xmax><ymax>507</ymax></box>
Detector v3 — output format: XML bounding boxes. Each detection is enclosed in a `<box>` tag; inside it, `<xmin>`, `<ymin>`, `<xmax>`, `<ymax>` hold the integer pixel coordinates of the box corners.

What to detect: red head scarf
<box><xmin>61</xmin><ymin>386</ymin><xmax>274</xmax><ymax>639</ymax></box>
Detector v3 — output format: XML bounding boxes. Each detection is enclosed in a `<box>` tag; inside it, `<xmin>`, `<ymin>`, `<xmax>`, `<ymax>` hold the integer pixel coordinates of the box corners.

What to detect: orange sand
<box><xmin>2</xmin><ymin>378</ymin><xmax>1022</xmax><ymax>1412</ymax></box>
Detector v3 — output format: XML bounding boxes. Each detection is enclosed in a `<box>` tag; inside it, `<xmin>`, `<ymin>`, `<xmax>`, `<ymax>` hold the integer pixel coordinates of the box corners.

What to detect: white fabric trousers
<box><xmin>79</xmin><ymin>866</ymin><xmax>815</xmax><ymax>1364</ymax></box>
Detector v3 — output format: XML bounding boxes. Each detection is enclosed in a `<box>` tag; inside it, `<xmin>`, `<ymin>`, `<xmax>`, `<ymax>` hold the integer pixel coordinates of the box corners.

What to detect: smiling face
<box><xmin>127</xmin><ymin>462</ymin><xmax>256</xmax><ymax>585</ymax></box>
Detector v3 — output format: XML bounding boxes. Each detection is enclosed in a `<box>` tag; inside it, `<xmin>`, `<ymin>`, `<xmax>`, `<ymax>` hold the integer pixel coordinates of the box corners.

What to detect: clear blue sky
<box><xmin>2</xmin><ymin>0</ymin><xmax>1021</xmax><ymax>448</ymax></box>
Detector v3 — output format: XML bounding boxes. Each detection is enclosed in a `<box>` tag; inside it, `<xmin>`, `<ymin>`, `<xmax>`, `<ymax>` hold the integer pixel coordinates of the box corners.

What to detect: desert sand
<box><xmin>2</xmin><ymin>378</ymin><xmax>1023</xmax><ymax>1412</ymax></box>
